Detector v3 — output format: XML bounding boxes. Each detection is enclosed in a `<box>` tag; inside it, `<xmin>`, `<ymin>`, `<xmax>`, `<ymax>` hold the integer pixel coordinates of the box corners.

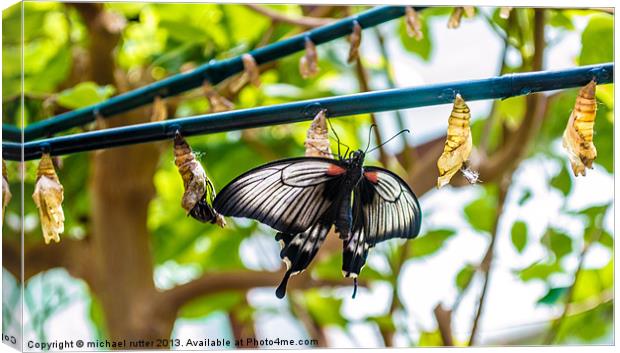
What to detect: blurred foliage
<box><xmin>2</xmin><ymin>3</ymin><xmax>613</xmax><ymax>348</ymax></box>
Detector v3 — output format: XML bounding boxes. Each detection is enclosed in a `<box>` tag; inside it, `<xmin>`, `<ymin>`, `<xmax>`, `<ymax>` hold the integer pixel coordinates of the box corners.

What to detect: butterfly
<box><xmin>213</xmin><ymin>129</ymin><xmax>422</xmax><ymax>299</ymax></box>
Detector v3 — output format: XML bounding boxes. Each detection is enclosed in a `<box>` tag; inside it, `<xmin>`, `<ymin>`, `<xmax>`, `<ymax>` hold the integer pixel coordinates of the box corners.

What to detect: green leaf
<box><xmin>497</xmin><ymin>96</ymin><xmax>526</xmax><ymax>128</ymax></box>
<box><xmin>596</xmin><ymin>84</ymin><xmax>614</xmax><ymax>110</ymax></box>
<box><xmin>591</xmin><ymin>102</ymin><xmax>613</xmax><ymax>173</ymax></box>
<box><xmin>179</xmin><ymin>291</ymin><xmax>243</xmax><ymax>319</ymax></box>
<box><xmin>408</xmin><ymin>229</ymin><xmax>455</xmax><ymax>258</ymax></box>
<box><xmin>88</xmin><ymin>294</ymin><xmax>109</xmax><ymax>340</ymax></box>
<box><xmin>579</xmin><ymin>14</ymin><xmax>613</xmax><ymax>65</ymax></box>
<box><xmin>578</xmin><ymin>203</ymin><xmax>610</xmax><ymax>224</ymax></box>
<box><xmin>537</xmin><ymin>286</ymin><xmax>569</xmax><ymax>305</ymax></box>
<box><xmin>398</xmin><ymin>14</ymin><xmax>432</xmax><ymax>61</ymax></box>
<box><xmin>464</xmin><ymin>186</ymin><xmax>498</xmax><ymax>234</ymax></box>
<box><xmin>541</xmin><ymin>229</ymin><xmax>573</xmax><ymax>259</ymax></box>
<box><xmin>56</xmin><ymin>82</ymin><xmax>116</xmax><ymax>109</ymax></box>
<box><xmin>548</xmin><ymin>10</ymin><xmax>574</xmax><ymax>30</ymax></box>
<box><xmin>556</xmin><ymin>301</ymin><xmax>612</xmax><ymax>343</ymax></box>
<box><xmin>550</xmin><ymin>163</ymin><xmax>572</xmax><ymax>196</ymax></box>
<box><xmin>572</xmin><ymin>269</ymin><xmax>603</xmax><ymax>302</ymax></box>
<box><xmin>367</xmin><ymin>315</ymin><xmax>395</xmax><ymax>332</ymax></box>
<box><xmin>518</xmin><ymin>261</ymin><xmax>562</xmax><ymax>282</ymax></box>
<box><xmin>597</xmin><ymin>230</ymin><xmax>613</xmax><ymax>248</ymax></box>
<box><xmin>455</xmin><ymin>264</ymin><xmax>475</xmax><ymax>292</ymax></box>
<box><xmin>158</xmin><ymin>19</ymin><xmax>207</xmax><ymax>43</ymax></box>
<box><xmin>199</xmin><ymin>231</ymin><xmax>246</xmax><ymax>271</ymax></box>
<box><xmin>302</xmin><ymin>290</ymin><xmax>346</xmax><ymax>328</ymax></box>
<box><xmin>418</xmin><ymin>330</ymin><xmax>443</xmax><ymax>347</ymax></box>
<box><xmin>511</xmin><ymin>221</ymin><xmax>528</xmax><ymax>253</ymax></box>
<box><xmin>518</xmin><ymin>189</ymin><xmax>532</xmax><ymax>206</ymax></box>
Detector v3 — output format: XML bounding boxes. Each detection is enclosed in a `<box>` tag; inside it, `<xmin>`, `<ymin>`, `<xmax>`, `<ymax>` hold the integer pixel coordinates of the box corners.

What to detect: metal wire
<box><xmin>5</xmin><ymin>5</ymin><xmax>422</xmax><ymax>142</ymax></box>
<box><xmin>2</xmin><ymin>63</ymin><xmax>612</xmax><ymax>162</ymax></box>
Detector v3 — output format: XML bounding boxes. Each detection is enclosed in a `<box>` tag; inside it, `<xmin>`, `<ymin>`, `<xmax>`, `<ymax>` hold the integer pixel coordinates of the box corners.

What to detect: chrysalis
<box><xmin>32</xmin><ymin>153</ymin><xmax>65</xmax><ymax>244</ymax></box>
<box><xmin>242</xmin><ymin>54</ymin><xmax>261</xmax><ymax>88</ymax></box>
<box><xmin>437</xmin><ymin>94</ymin><xmax>473</xmax><ymax>188</ymax></box>
<box><xmin>95</xmin><ymin>111</ymin><xmax>108</xmax><ymax>130</ymax></box>
<box><xmin>203</xmin><ymin>81</ymin><xmax>234</xmax><ymax>113</ymax></box>
<box><xmin>562</xmin><ymin>80</ymin><xmax>598</xmax><ymax>177</ymax></box>
<box><xmin>405</xmin><ymin>6</ymin><xmax>423</xmax><ymax>41</ymax></box>
<box><xmin>499</xmin><ymin>7</ymin><xmax>513</xmax><ymax>19</ymax></box>
<box><xmin>174</xmin><ymin>131</ymin><xmax>226</xmax><ymax>227</ymax></box>
<box><xmin>299</xmin><ymin>37</ymin><xmax>319</xmax><ymax>79</ymax></box>
<box><xmin>304</xmin><ymin>109</ymin><xmax>332</xmax><ymax>158</ymax></box>
<box><xmin>448</xmin><ymin>7</ymin><xmax>464</xmax><ymax>29</ymax></box>
<box><xmin>463</xmin><ymin>6</ymin><xmax>475</xmax><ymax>18</ymax></box>
<box><xmin>151</xmin><ymin>96</ymin><xmax>168</xmax><ymax>122</ymax></box>
<box><xmin>230</xmin><ymin>54</ymin><xmax>261</xmax><ymax>93</ymax></box>
<box><xmin>347</xmin><ymin>21</ymin><xmax>362</xmax><ymax>64</ymax></box>
<box><xmin>2</xmin><ymin>160</ymin><xmax>11</xmax><ymax>222</ymax></box>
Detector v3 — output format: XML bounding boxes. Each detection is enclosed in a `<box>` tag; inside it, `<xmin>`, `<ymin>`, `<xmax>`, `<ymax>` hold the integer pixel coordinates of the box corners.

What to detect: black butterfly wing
<box><xmin>343</xmin><ymin>166</ymin><xmax>422</xmax><ymax>280</ymax></box>
<box><xmin>213</xmin><ymin>157</ymin><xmax>348</xmax><ymax>234</ymax></box>
<box><xmin>274</xmin><ymin>217</ymin><xmax>332</xmax><ymax>298</ymax></box>
<box><xmin>359</xmin><ymin>166</ymin><xmax>422</xmax><ymax>246</ymax></box>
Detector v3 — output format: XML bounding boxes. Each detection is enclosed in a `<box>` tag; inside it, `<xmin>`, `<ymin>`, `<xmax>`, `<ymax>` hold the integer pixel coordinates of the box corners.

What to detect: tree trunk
<box><xmin>89</xmin><ymin>111</ymin><xmax>174</xmax><ymax>342</ymax></box>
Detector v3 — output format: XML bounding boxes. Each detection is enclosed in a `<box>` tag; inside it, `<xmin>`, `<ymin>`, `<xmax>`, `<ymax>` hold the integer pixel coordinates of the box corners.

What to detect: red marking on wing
<box><xmin>364</xmin><ymin>171</ymin><xmax>379</xmax><ymax>184</ymax></box>
<box><xmin>326</xmin><ymin>164</ymin><xmax>346</xmax><ymax>176</ymax></box>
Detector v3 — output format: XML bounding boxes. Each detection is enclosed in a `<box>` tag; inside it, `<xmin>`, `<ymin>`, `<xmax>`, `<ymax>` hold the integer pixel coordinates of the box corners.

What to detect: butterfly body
<box><xmin>331</xmin><ymin>150</ymin><xmax>365</xmax><ymax>239</ymax></box>
<box><xmin>214</xmin><ymin>150</ymin><xmax>421</xmax><ymax>298</ymax></box>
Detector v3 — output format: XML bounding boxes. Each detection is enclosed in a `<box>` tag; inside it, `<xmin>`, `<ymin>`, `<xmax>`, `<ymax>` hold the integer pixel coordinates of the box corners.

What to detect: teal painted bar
<box><xmin>3</xmin><ymin>63</ymin><xmax>612</xmax><ymax>161</ymax></box>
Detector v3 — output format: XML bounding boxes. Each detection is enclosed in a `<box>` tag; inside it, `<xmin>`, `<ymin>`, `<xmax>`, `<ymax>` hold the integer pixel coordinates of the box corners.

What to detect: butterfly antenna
<box><xmin>326</xmin><ymin>116</ymin><xmax>353</xmax><ymax>159</ymax></box>
<box><xmin>352</xmin><ymin>278</ymin><xmax>358</xmax><ymax>299</ymax></box>
<box><xmin>364</xmin><ymin>124</ymin><xmax>377</xmax><ymax>153</ymax></box>
<box><xmin>367</xmin><ymin>129</ymin><xmax>411</xmax><ymax>153</ymax></box>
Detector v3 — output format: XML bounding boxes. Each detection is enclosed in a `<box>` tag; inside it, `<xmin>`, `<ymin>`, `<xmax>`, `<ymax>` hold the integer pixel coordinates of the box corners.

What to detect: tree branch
<box><xmin>244</xmin><ymin>4</ymin><xmax>335</xmax><ymax>28</ymax></box>
<box><xmin>543</xmin><ymin>227</ymin><xmax>604</xmax><ymax>344</ymax></box>
<box><xmin>373</xmin><ymin>27</ymin><xmax>413</xmax><ymax>169</ymax></box>
<box><xmin>2</xmin><ymin>237</ymin><xmax>94</xmax><ymax>285</ymax></box>
<box><xmin>467</xmin><ymin>10</ymin><xmax>547</xmax><ymax>346</ymax></box>
<box><xmin>290</xmin><ymin>295</ymin><xmax>328</xmax><ymax>347</ymax></box>
<box><xmin>353</xmin><ymin>56</ymin><xmax>389</xmax><ymax>167</ymax></box>
<box><xmin>467</xmin><ymin>181</ymin><xmax>509</xmax><ymax>345</ymax></box>
<box><xmin>71</xmin><ymin>3</ymin><xmax>123</xmax><ymax>85</ymax></box>
<box><xmin>434</xmin><ymin>303</ymin><xmax>454</xmax><ymax>346</ymax></box>
<box><xmin>162</xmin><ymin>269</ymin><xmax>357</xmax><ymax>312</ymax></box>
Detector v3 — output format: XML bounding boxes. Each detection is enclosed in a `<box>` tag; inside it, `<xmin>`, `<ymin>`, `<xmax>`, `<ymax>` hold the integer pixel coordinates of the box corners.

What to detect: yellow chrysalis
<box><xmin>448</xmin><ymin>7</ymin><xmax>464</xmax><ymax>29</ymax></box>
<box><xmin>151</xmin><ymin>96</ymin><xmax>168</xmax><ymax>122</ymax></box>
<box><xmin>203</xmin><ymin>81</ymin><xmax>234</xmax><ymax>113</ymax></box>
<box><xmin>437</xmin><ymin>94</ymin><xmax>473</xmax><ymax>188</ymax></box>
<box><xmin>562</xmin><ymin>80</ymin><xmax>598</xmax><ymax>177</ymax></box>
<box><xmin>231</xmin><ymin>54</ymin><xmax>261</xmax><ymax>93</ymax></box>
<box><xmin>500</xmin><ymin>7</ymin><xmax>513</xmax><ymax>19</ymax></box>
<box><xmin>347</xmin><ymin>21</ymin><xmax>362</xmax><ymax>64</ymax></box>
<box><xmin>405</xmin><ymin>6</ymin><xmax>423</xmax><ymax>41</ymax></box>
<box><xmin>304</xmin><ymin>109</ymin><xmax>333</xmax><ymax>158</ymax></box>
<box><xmin>463</xmin><ymin>6</ymin><xmax>475</xmax><ymax>18</ymax></box>
<box><xmin>32</xmin><ymin>154</ymin><xmax>65</xmax><ymax>244</ymax></box>
<box><xmin>299</xmin><ymin>37</ymin><xmax>319</xmax><ymax>79</ymax></box>
<box><xmin>2</xmin><ymin>160</ymin><xmax>11</xmax><ymax>223</ymax></box>
<box><xmin>174</xmin><ymin>132</ymin><xmax>226</xmax><ymax>227</ymax></box>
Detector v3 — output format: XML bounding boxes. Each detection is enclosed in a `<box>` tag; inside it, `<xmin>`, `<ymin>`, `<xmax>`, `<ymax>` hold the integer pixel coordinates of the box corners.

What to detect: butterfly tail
<box><xmin>274</xmin><ymin>219</ymin><xmax>331</xmax><ymax>298</ymax></box>
<box><xmin>276</xmin><ymin>270</ymin><xmax>292</xmax><ymax>299</ymax></box>
<box><xmin>342</xmin><ymin>228</ymin><xmax>369</xmax><ymax>279</ymax></box>
<box><xmin>342</xmin><ymin>217</ymin><xmax>369</xmax><ymax>298</ymax></box>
